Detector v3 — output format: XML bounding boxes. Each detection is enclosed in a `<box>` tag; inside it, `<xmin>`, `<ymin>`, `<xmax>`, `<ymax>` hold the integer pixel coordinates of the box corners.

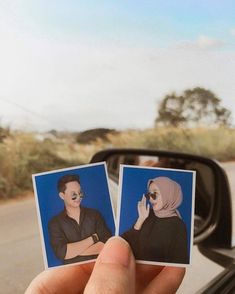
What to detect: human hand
<box><xmin>134</xmin><ymin>195</ymin><xmax>150</xmax><ymax>230</ymax></box>
<box><xmin>138</xmin><ymin>195</ymin><xmax>150</xmax><ymax>221</ymax></box>
<box><xmin>25</xmin><ymin>237</ymin><xmax>185</xmax><ymax>294</ymax></box>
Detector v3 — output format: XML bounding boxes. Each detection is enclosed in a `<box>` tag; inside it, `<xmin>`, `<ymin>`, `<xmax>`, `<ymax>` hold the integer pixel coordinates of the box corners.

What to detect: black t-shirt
<box><xmin>48</xmin><ymin>206</ymin><xmax>112</xmax><ymax>264</ymax></box>
<box><xmin>122</xmin><ymin>209</ymin><xmax>189</xmax><ymax>264</ymax></box>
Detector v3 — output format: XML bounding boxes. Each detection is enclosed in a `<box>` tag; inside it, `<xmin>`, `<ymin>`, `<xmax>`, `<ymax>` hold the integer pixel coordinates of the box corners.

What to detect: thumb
<box><xmin>84</xmin><ymin>236</ymin><xmax>135</xmax><ymax>294</ymax></box>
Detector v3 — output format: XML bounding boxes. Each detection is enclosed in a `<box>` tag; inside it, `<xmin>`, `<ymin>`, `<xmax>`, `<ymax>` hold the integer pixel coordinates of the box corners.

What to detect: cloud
<box><xmin>0</xmin><ymin>22</ymin><xmax>234</xmax><ymax>131</ymax></box>
<box><xmin>196</xmin><ymin>35</ymin><xmax>225</xmax><ymax>49</ymax></box>
<box><xmin>177</xmin><ymin>35</ymin><xmax>226</xmax><ymax>51</ymax></box>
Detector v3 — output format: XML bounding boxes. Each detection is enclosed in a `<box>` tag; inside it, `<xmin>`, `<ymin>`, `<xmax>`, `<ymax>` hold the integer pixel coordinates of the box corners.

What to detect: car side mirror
<box><xmin>91</xmin><ymin>148</ymin><xmax>232</xmax><ymax>247</ymax></box>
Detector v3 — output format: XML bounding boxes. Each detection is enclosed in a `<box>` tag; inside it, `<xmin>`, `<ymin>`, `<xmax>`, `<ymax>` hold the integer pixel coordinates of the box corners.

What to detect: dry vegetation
<box><xmin>107</xmin><ymin>127</ymin><xmax>235</xmax><ymax>161</ymax></box>
<box><xmin>0</xmin><ymin>127</ymin><xmax>235</xmax><ymax>200</ymax></box>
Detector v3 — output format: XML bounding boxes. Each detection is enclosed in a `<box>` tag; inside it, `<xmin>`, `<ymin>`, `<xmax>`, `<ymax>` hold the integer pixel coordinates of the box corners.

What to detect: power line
<box><xmin>0</xmin><ymin>96</ymin><xmax>57</xmax><ymax>127</ymax></box>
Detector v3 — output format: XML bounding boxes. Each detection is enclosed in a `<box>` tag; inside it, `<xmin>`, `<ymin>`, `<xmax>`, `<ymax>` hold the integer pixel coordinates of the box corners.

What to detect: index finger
<box><xmin>142</xmin><ymin>266</ymin><xmax>186</xmax><ymax>294</ymax></box>
<box><xmin>136</xmin><ymin>264</ymin><xmax>164</xmax><ymax>292</ymax></box>
<box><xmin>142</xmin><ymin>194</ymin><xmax>146</xmax><ymax>206</ymax></box>
<box><xmin>25</xmin><ymin>263</ymin><xmax>94</xmax><ymax>294</ymax></box>
<box><xmin>141</xmin><ymin>194</ymin><xmax>145</xmax><ymax>201</ymax></box>
<box><xmin>141</xmin><ymin>194</ymin><xmax>146</xmax><ymax>203</ymax></box>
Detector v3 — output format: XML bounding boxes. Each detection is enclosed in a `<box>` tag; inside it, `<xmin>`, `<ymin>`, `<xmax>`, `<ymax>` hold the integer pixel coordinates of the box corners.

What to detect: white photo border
<box><xmin>32</xmin><ymin>161</ymin><xmax>115</xmax><ymax>269</ymax></box>
<box><xmin>116</xmin><ymin>164</ymin><xmax>196</xmax><ymax>268</ymax></box>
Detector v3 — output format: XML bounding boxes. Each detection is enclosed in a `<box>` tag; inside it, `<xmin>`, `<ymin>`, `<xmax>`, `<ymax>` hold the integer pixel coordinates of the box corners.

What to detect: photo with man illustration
<box><xmin>117</xmin><ymin>165</ymin><xmax>196</xmax><ymax>266</ymax></box>
<box><xmin>32</xmin><ymin>162</ymin><xmax>115</xmax><ymax>268</ymax></box>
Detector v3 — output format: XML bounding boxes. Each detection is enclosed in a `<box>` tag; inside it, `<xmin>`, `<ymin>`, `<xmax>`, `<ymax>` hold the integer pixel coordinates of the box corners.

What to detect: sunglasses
<box><xmin>71</xmin><ymin>191</ymin><xmax>85</xmax><ymax>200</ymax></box>
<box><xmin>144</xmin><ymin>191</ymin><xmax>158</xmax><ymax>200</ymax></box>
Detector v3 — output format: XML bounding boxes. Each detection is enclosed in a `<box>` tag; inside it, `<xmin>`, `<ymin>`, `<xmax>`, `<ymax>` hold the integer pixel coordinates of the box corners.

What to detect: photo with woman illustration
<box><xmin>117</xmin><ymin>165</ymin><xmax>195</xmax><ymax>266</ymax></box>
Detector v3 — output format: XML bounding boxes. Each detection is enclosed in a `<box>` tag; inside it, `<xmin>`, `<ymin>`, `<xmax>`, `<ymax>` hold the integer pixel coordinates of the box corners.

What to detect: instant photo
<box><xmin>117</xmin><ymin>165</ymin><xmax>195</xmax><ymax>267</ymax></box>
<box><xmin>32</xmin><ymin>162</ymin><xmax>115</xmax><ymax>269</ymax></box>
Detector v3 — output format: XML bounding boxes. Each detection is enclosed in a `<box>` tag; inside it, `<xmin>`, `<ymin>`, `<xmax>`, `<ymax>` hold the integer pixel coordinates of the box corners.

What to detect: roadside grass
<box><xmin>0</xmin><ymin>132</ymin><xmax>82</xmax><ymax>200</ymax></box>
<box><xmin>106</xmin><ymin>127</ymin><xmax>235</xmax><ymax>161</ymax></box>
<box><xmin>0</xmin><ymin>127</ymin><xmax>235</xmax><ymax>200</ymax></box>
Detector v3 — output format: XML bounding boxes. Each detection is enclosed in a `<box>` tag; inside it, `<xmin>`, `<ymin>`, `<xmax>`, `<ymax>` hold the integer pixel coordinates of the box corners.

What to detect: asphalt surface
<box><xmin>0</xmin><ymin>162</ymin><xmax>234</xmax><ymax>293</ymax></box>
<box><xmin>0</xmin><ymin>198</ymin><xmax>44</xmax><ymax>293</ymax></box>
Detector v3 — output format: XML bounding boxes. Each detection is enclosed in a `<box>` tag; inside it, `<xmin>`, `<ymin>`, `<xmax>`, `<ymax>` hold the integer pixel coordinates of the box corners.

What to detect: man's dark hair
<box><xmin>57</xmin><ymin>174</ymin><xmax>80</xmax><ymax>193</ymax></box>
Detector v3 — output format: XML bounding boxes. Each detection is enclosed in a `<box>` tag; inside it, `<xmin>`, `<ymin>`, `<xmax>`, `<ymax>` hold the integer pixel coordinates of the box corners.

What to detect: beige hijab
<box><xmin>147</xmin><ymin>177</ymin><xmax>183</xmax><ymax>218</ymax></box>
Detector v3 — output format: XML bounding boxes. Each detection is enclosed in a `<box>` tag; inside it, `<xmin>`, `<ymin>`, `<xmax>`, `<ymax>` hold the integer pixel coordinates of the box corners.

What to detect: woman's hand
<box><xmin>25</xmin><ymin>237</ymin><xmax>185</xmax><ymax>294</ymax></box>
<box><xmin>134</xmin><ymin>195</ymin><xmax>150</xmax><ymax>230</ymax></box>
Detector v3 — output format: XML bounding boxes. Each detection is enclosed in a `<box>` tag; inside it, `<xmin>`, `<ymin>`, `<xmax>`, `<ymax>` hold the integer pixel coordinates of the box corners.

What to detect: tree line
<box><xmin>155</xmin><ymin>87</ymin><xmax>232</xmax><ymax>128</ymax></box>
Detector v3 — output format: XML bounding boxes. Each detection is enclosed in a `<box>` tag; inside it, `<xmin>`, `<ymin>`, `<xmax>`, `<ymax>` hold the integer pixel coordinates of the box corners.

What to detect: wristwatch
<box><xmin>92</xmin><ymin>233</ymin><xmax>99</xmax><ymax>244</ymax></box>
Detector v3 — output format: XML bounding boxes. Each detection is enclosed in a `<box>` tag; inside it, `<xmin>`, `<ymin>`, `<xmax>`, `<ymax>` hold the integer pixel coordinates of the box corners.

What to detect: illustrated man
<box><xmin>48</xmin><ymin>174</ymin><xmax>112</xmax><ymax>264</ymax></box>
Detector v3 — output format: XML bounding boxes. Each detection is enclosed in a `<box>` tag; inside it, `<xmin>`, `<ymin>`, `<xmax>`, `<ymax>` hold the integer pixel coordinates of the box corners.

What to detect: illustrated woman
<box><xmin>122</xmin><ymin>176</ymin><xmax>189</xmax><ymax>264</ymax></box>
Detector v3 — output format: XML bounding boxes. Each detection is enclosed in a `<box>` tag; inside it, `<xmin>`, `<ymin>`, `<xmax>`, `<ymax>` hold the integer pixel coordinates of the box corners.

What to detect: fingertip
<box><xmin>98</xmin><ymin>236</ymin><xmax>133</xmax><ymax>268</ymax></box>
<box><xmin>84</xmin><ymin>237</ymin><xmax>135</xmax><ymax>294</ymax></box>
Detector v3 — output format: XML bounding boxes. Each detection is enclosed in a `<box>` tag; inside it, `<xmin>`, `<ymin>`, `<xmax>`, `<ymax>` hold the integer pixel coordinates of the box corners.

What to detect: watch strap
<box><xmin>92</xmin><ymin>234</ymin><xmax>99</xmax><ymax>244</ymax></box>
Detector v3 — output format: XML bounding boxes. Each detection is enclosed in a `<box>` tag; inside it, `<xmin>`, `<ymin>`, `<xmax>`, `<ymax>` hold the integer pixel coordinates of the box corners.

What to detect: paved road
<box><xmin>221</xmin><ymin>161</ymin><xmax>235</xmax><ymax>246</ymax></box>
<box><xmin>0</xmin><ymin>162</ymin><xmax>234</xmax><ymax>293</ymax></box>
<box><xmin>0</xmin><ymin>198</ymin><xmax>44</xmax><ymax>293</ymax></box>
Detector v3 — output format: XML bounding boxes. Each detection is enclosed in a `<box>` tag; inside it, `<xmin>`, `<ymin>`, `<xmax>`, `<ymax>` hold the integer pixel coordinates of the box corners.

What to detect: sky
<box><xmin>0</xmin><ymin>0</ymin><xmax>235</xmax><ymax>132</ymax></box>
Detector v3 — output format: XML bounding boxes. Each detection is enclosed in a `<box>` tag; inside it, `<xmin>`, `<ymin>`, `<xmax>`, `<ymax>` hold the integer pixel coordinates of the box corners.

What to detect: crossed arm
<box><xmin>65</xmin><ymin>236</ymin><xmax>104</xmax><ymax>259</ymax></box>
<box><xmin>48</xmin><ymin>211</ymin><xmax>111</xmax><ymax>261</ymax></box>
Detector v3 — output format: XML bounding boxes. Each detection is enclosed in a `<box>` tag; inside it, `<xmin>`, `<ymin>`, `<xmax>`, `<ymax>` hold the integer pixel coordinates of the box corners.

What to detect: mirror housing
<box><xmin>91</xmin><ymin>148</ymin><xmax>232</xmax><ymax>247</ymax></box>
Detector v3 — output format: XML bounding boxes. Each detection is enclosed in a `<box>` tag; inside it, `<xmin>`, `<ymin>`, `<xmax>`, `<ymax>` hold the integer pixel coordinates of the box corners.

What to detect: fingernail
<box><xmin>98</xmin><ymin>236</ymin><xmax>132</xmax><ymax>268</ymax></box>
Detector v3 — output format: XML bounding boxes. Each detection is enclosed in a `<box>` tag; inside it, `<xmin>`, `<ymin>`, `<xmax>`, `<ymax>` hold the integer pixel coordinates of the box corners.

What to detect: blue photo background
<box><xmin>34</xmin><ymin>163</ymin><xmax>115</xmax><ymax>268</ymax></box>
<box><xmin>118</xmin><ymin>166</ymin><xmax>194</xmax><ymax>258</ymax></box>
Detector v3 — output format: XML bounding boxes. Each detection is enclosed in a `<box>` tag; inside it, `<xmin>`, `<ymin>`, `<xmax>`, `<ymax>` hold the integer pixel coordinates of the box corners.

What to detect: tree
<box><xmin>155</xmin><ymin>87</ymin><xmax>232</xmax><ymax>127</ymax></box>
<box><xmin>76</xmin><ymin>128</ymin><xmax>118</xmax><ymax>144</ymax></box>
